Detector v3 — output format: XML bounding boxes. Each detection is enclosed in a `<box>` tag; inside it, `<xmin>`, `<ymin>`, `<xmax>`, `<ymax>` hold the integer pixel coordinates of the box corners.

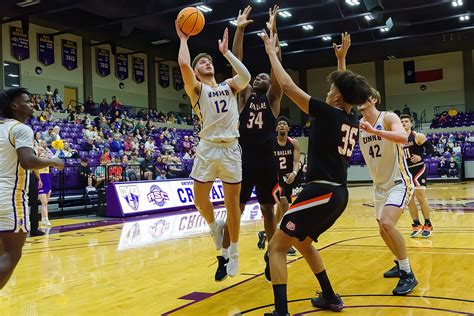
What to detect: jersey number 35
<box><xmin>338</xmin><ymin>124</ymin><xmax>358</xmax><ymax>158</ymax></box>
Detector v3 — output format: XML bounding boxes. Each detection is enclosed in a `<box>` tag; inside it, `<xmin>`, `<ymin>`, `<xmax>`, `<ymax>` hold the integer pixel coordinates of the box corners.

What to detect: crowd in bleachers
<box><xmin>28</xmin><ymin>85</ymin><xmax>202</xmax><ymax>194</ymax></box>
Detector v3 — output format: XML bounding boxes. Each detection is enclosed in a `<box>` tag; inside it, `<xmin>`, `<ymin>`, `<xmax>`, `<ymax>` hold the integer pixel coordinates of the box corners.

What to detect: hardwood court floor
<box><xmin>1</xmin><ymin>183</ymin><xmax>473</xmax><ymax>316</ymax></box>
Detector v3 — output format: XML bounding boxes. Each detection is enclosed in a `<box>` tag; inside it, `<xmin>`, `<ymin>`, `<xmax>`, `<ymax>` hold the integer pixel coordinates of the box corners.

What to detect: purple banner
<box><xmin>133</xmin><ymin>57</ymin><xmax>145</xmax><ymax>83</ymax></box>
<box><xmin>62</xmin><ymin>39</ymin><xmax>77</xmax><ymax>70</ymax></box>
<box><xmin>37</xmin><ymin>33</ymin><xmax>54</xmax><ymax>66</ymax></box>
<box><xmin>158</xmin><ymin>63</ymin><xmax>170</xmax><ymax>88</ymax></box>
<box><xmin>116</xmin><ymin>53</ymin><xmax>128</xmax><ymax>80</ymax></box>
<box><xmin>96</xmin><ymin>48</ymin><xmax>110</xmax><ymax>77</ymax></box>
<box><xmin>10</xmin><ymin>27</ymin><xmax>30</xmax><ymax>61</ymax></box>
<box><xmin>173</xmin><ymin>66</ymin><xmax>184</xmax><ymax>91</ymax></box>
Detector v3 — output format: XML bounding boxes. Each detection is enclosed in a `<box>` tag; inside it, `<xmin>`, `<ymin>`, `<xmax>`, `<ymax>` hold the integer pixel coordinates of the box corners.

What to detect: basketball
<box><xmin>177</xmin><ymin>7</ymin><xmax>205</xmax><ymax>36</ymax></box>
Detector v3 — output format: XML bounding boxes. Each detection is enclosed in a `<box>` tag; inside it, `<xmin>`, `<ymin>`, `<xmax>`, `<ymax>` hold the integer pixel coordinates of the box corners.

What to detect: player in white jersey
<box><xmin>0</xmin><ymin>88</ymin><xmax>63</xmax><ymax>289</ymax></box>
<box><xmin>176</xmin><ymin>22</ymin><xmax>250</xmax><ymax>277</ymax></box>
<box><xmin>359</xmin><ymin>90</ymin><xmax>418</xmax><ymax>296</ymax></box>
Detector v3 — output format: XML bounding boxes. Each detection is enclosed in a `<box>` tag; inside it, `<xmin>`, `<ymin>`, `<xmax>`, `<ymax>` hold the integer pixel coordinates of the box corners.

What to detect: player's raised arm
<box><xmin>360</xmin><ymin>111</ymin><xmax>408</xmax><ymax>144</ymax></box>
<box><xmin>267</xmin><ymin>5</ymin><xmax>283</xmax><ymax>118</ymax></box>
<box><xmin>259</xmin><ymin>30</ymin><xmax>310</xmax><ymax>114</ymax></box>
<box><xmin>231</xmin><ymin>6</ymin><xmax>253</xmax><ymax>111</ymax></box>
<box><xmin>176</xmin><ymin>20</ymin><xmax>201</xmax><ymax>104</ymax></box>
<box><xmin>334</xmin><ymin>32</ymin><xmax>351</xmax><ymax>71</ymax></box>
<box><xmin>220</xmin><ymin>28</ymin><xmax>251</xmax><ymax>93</ymax></box>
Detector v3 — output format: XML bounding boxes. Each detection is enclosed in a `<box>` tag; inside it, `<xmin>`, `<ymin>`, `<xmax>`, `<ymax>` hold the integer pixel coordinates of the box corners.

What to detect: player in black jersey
<box><xmin>215</xmin><ymin>6</ymin><xmax>283</xmax><ymax>282</ymax></box>
<box><xmin>401</xmin><ymin>114</ymin><xmax>434</xmax><ymax>238</ymax></box>
<box><xmin>260</xmin><ymin>30</ymin><xmax>372</xmax><ymax>315</ymax></box>
<box><xmin>273</xmin><ymin>116</ymin><xmax>301</xmax><ymax>256</ymax></box>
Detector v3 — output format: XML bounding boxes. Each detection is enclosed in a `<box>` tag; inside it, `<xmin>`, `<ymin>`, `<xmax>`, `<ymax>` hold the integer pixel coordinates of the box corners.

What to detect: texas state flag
<box><xmin>403</xmin><ymin>60</ymin><xmax>443</xmax><ymax>84</ymax></box>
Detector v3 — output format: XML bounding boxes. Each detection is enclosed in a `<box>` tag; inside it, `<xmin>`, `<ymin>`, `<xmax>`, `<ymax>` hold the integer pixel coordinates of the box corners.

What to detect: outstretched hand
<box><xmin>236</xmin><ymin>5</ymin><xmax>254</xmax><ymax>29</ymax></box>
<box><xmin>175</xmin><ymin>20</ymin><xmax>189</xmax><ymax>41</ymax></box>
<box><xmin>258</xmin><ymin>29</ymin><xmax>278</xmax><ymax>55</ymax></box>
<box><xmin>266</xmin><ymin>5</ymin><xmax>279</xmax><ymax>33</ymax></box>
<box><xmin>333</xmin><ymin>32</ymin><xmax>351</xmax><ymax>59</ymax></box>
<box><xmin>218</xmin><ymin>28</ymin><xmax>229</xmax><ymax>55</ymax></box>
<box><xmin>360</xmin><ymin>119</ymin><xmax>377</xmax><ymax>135</ymax></box>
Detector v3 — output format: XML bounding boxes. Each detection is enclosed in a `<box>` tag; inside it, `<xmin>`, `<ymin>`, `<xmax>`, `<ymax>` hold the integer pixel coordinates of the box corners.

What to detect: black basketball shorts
<box><xmin>279</xmin><ymin>182</ymin><xmax>349</xmax><ymax>242</ymax></box>
<box><xmin>408</xmin><ymin>164</ymin><xmax>427</xmax><ymax>188</ymax></box>
<box><xmin>240</xmin><ymin>163</ymin><xmax>279</xmax><ymax>205</ymax></box>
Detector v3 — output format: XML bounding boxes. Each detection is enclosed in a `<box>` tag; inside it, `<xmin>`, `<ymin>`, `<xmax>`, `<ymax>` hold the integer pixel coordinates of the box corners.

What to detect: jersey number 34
<box><xmin>338</xmin><ymin>124</ymin><xmax>358</xmax><ymax>158</ymax></box>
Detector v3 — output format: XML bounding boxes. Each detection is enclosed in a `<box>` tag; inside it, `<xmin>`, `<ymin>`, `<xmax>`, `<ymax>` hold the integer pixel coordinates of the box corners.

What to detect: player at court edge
<box><xmin>176</xmin><ymin>20</ymin><xmax>251</xmax><ymax>278</ymax></box>
<box><xmin>0</xmin><ymin>88</ymin><xmax>64</xmax><ymax>289</ymax></box>
<box><xmin>260</xmin><ymin>30</ymin><xmax>373</xmax><ymax>315</ymax></box>
<box><xmin>216</xmin><ymin>5</ymin><xmax>284</xmax><ymax>282</ymax></box>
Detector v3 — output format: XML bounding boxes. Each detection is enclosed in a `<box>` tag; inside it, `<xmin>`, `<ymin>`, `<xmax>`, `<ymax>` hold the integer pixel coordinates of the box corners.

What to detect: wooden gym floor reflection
<box><xmin>1</xmin><ymin>182</ymin><xmax>473</xmax><ymax>315</ymax></box>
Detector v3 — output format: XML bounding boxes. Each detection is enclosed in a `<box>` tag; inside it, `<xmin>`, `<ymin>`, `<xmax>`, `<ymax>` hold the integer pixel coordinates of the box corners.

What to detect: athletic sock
<box><xmin>272</xmin><ymin>284</ymin><xmax>288</xmax><ymax>315</ymax></box>
<box><xmin>398</xmin><ymin>258</ymin><xmax>411</xmax><ymax>273</ymax></box>
<box><xmin>209</xmin><ymin>221</ymin><xmax>217</xmax><ymax>232</ymax></box>
<box><xmin>221</xmin><ymin>248</ymin><xmax>229</xmax><ymax>260</ymax></box>
<box><xmin>315</xmin><ymin>270</ymin><xmax>335</xmax><ymax>298</ymax></box>
<box><xmin>229</xmin><ymin>243</ymin><xmax>238</xmax><ymax>256</ymax></box>
<box><xmin>413</xmin><ymin>219</ymin><xmax>421</xmax><ymax>226</ymax></box>
<box><xmin>424</xmin><ymin>218</ymin><xmax>432</xmax><ymax>226</ymax></box>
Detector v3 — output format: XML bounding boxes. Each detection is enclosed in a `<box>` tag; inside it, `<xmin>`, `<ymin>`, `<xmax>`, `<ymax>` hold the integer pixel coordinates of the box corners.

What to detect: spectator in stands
<box><xmin>122</xmin><ymin>110</ymin><xmax>134</xmax><ymax>129</ymax></box>
<box><xmin>38</xmin><ymin>95</ymin><xmax>46</xmax><ymax>110</ymax></box>
<box><xmin>134</xmin><ymin>119</ymin><xmax>146</xmax><ymax>133</ymax></box>
<box><xmin>156</xmin><ymin>169</ymin><xmax>167</xmax><ymax>180</ymax></box>
<box><xmin>122</xmin><ymin>155</ymin><xmax>139</xmax><ymax>181</ymax></box>
<box><xmin>45</xmin><ymin>85</ymin><xmax>53</xmax><ymax>98</ymax></box>
<box><xmin>438</xmin><ymin>157</ymin><xmax>448</xmax><ymax>177</ymax></box>
<box><xmin>144</xmin><ymin>137</ymin><xmax>156</xmax><ymax>153</ymax></box>
<box><xmin>38</xmin><ymin>111</ymin><xmax>47</xmax><ymax>122</ymax></box>
<box><xmin>94</xmin><ymin>112</ymin><xmax>104</xmax><ymax>126</ymax></box>
<box><xmin>170</xmin><ymin>127</ymin><xmax>179</xmax><ymax>141</ymax></box>
<box><xmin>448</xmin><ymin>106</ymin><xmax>458</xmax><ymax>117</ymax></box>
<box><xmin>82</xmin><ymin>113</ymin><xmax>93</xmax><ymax>127</ymax></box>
<box><xmin>76</xmin><ymin>105</ymin><xmax>85</xmax><ymax>115</ymax></box>
<box><xmin>110</xmin><ymin>96</ymin><xmax>122</xmax><ymax>113</ymax></box>
<box><xmin>448</xmin><ymin>157</ymin><xmax>459</xmax><ymax>177</ymax></box>
<box><xmin>67</xmin><ymin>110</ymin><xmax>76</xmax><ymax>122</ymax></box>
<box><xmin>85</xmin><ymin>96</ymin><xmax>95</xmax><ymax>114</ymax></box>
<box><xmin>182</xmin><ymin>135</ymin><xmax>191</xmax><ymax>152</ymax></box>
<box><xmin>82</xmin><ymin>137</ymin><xmax>96</xmax><ymax>152</ymax></box>
<box><xmin>140</xmin><ymin>153</ymin><xmax>156</xmax><ymax>180</ymax></box>
<box><xmin>167</xmin><ymin>113</ymin><xmax>177</xmax><ymax>124</ymax></box>
<box><xmin>79</xmin><ymin>157</ymin><xmax>93</xmax><ymax>187</ymax></box>
<box><xmin>467</xmin><ymin>132</ymin><xmax>474</xmax><ymax>143</ymax></box>
<box><xmin>93</xmin><ymin>158</ymin><xmax>107</xmax><ymax>188</ymax></box>
<box><xmin>83</xmin><ymin>125</ymin><xmax>96</xmax><ymax>140</ymax></box>
<box><xmin>100</xmin><ymin>148</ymin><xmax>111</xmax><ymax>163</ymax></box>
<box><xmin>158</xmin><ymin>110</ymin><xmax>166</xmax><ymax>122</ymax></box>
<box><xmin>110</xmin><ymin>133</ymin><xmax>124</xmax><ymax>154</ymax></box>
<box><xmin>99</xmin><ymin>98</ymin><xmax>109</xmax><ymax>113</ymax></box>
<box><xmin>41</xmin><ymin>127</ymin><xmax>55</xmax><ymax>144</ymax></box>
<box><xmin>456</xmin><ymin>133</ymin><xmax>464</xmax><ymax>143</ymax></box>
<box><xmin>52</xmin><ymin>89</ymin><xmax>63</xmax><ymax>111</ymax></box>
<box><xmin>109</xmin><ymin>157</ymin><xmax>124</xmax><ymax>182</ymax></box>
<box><xmin>402</xmin><ymin>104</ymin><xmax>410</xmax><ymax>115</ymax></box>
<box><xmin>452</xmin><ymin>142</ymin><xmax>462</xmax><ymax>155</ymax></box>
<box><xmin>186</xmin><ymin>114</ymin><xmax>193</xmax><ymax>125</ymax></box>
<box><xmin>136</xmin><ymin>109</ymin><xmax>147</xmax><ymax>121</ymax></box>
<box><xmin>162</xmin><ymin>140</ymin><xmax>174</xmax><ymax>155</ymax></box>
<box><xmin>53</xmin><ymin>141</ymin><xmax>77</xmax><ymax>158</ymax></box>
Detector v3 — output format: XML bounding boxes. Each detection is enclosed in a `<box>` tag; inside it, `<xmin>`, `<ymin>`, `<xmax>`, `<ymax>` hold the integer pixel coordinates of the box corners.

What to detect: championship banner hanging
<box><xmin>173</xmin><ymin>66</ymin><xmax>184</xmax><ymax>91</ymax></box>
<box><xmin>37</xmin><ymin>33</ymin><xmax>54</xmax><ymax>66</ymax></box>
<box><xmin>96</xmin><ymin>48</ymin><xmax>111</xmax><ymax>77</ymax></box>
<box><xmin>158</xmin><ymin>63</ymin><xmax>170</xmax><ymax>88</ymax></box>
<box><xmin>133</xmin><ymin>57</ymin><xmax>145</xmax><ymax>83</ymax></box>
<box><xmin>116</xmin><ymin>53</ymin><xmax>129</xmax><ymax>80</ymax></box>
<box><xmin>62</xmin><ymin>39</ymin><xmax>78</xmax><ymax>70</ymax></box>
<box><xmin>10</xmin><ymin>27</ymin><xmax>30</xmax><ymax>61</ymax></box>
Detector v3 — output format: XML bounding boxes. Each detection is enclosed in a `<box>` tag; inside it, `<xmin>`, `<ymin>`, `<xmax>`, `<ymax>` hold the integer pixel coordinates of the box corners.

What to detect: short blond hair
<box><xmin>192</xmin><ymin>53</ymin><xmax>213</xmax><ymax>69</ymax></box>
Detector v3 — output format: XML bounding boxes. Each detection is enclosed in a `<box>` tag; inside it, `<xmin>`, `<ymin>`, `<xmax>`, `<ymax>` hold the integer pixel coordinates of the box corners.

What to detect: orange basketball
<box><xmin>177</xmin><ymin>7</ymin><xmax>205</xmax><ymax>36</ymax></box>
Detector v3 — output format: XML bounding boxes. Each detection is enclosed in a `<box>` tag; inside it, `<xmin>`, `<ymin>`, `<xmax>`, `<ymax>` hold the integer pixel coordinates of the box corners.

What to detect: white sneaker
<box><xmin>45</xmin><ymin>219</ymin><xmax>52</xmax><ymax>226</ymax></box>
<box><xmin>211</xmin><ymin>219</ymin><xmax>225</xmax><ymax>250</ymax></box>
<box><xmin>226</xmin><ymin>253</ymin><xmax>239</xmax><ymax>277</ymax></box>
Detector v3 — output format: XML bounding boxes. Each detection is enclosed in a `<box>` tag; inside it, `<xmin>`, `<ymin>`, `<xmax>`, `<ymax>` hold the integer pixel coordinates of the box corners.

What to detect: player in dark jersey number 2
<box><xmin>260</xmin><ymin>30</ymin><xmax>372</xmax><ymax>316</ymax></box>
<box><xmin>216</xmin><ymin>6</ymin><xmax>283</xmax><ymax>282</ymax></box>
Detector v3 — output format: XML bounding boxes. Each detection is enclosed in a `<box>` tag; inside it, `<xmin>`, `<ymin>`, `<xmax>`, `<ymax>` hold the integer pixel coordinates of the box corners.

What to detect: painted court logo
<box><xmin>147</xmin><ymin>185</ymin><xmax>170</xmax><ymax>207</ymax></box>
<box><xmin>120</xmin><ymin>185</ymin><xmax>140</xmax><ymax>211</ymax></box>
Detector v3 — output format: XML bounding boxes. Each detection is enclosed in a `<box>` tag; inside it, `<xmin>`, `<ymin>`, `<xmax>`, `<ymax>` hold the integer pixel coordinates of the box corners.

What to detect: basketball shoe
<box><xmin>226</xmin><ymin>252</ymin><xmax>239</xmax><ymax>277</ymax></box>
<box><xmin>421</xmin><ymin>224</ymin><xmax>433</xmax><ymax>237</ymax></box>
<box><xmin>215</xmin><ymin>256</ymin><xmax>228</xmax><ymax>282</ymax></box>
<box><xmin>393</xmin><ymin>270</ymin><xmax>418</xmax><ymax>295</ymax></box>
<box><xmin>257</xmin><ymin>231</ymin><xmax>266</xmax><ymax>249</ymax></box>
<box><xmin>410</xmin><ymin>223</ymin><xmax>423</xmax><ymax>238</ymax></box>
<box><xmin>264</xmin><ymin>251</ymin><xmax>271</xmax><ymax>282</ymax></box>
<box><xmin>383</xmin><ymin>260</ymin><xmax>400</xmax><ymax>278</ymax></box>
<box><xmin>287</xmin><ymin>247</ymin><xmax>297</xmax><ymax>256</ymax></box>
<box><xmin>311</xmin><ymin>292</ymin><xmax>344</xmax><ymax>312</ymax></box>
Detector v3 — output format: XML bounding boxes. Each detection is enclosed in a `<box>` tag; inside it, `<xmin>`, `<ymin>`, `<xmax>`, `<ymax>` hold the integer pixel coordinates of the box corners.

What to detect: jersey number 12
<box><xmin>215</xmin><ymin>100</ymin><xmax>228</xmax><ymax>113</ymax></box>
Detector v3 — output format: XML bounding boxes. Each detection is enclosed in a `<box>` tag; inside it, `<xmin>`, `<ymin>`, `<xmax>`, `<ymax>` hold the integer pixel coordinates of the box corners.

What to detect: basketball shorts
<box><xmin>278</xmin><ymin>179</ymin><xmax>293</xmax><ymax>201</ymax></box>
<box><xmin>190</xmin><ymin>139</ymin><xmax>242</xmax><ymax>184</ymax></box>
<box><xmin>240</xmin><ymin>163</ymin><xmax>279</xmax><ymax>205</ymax></box>
<box><xmin>408</xmin><ymin>164</ymin><xmax>427</xmax><ymax>189</ymax></box>
<box><xmin>374</xmin><ymin>182</ymin><xmax>414</xmax><ymax>220</ymax></box>
<box><xmin>0</xmin><ymin>204</ymin><xmax>30</xmax><ymax>233</ymax></box>
<box><xmin>279</xmin><ymin>182</ymin><xmax>348</xmax><ymax>242</ymax></box>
